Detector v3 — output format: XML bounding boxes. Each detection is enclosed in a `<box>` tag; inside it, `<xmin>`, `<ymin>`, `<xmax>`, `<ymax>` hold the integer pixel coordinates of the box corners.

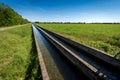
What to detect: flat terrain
<box><xmin>0</xmin><ymin>24</ymin><xmax>41</xmax><ymax>80</ymax></box>
<box><xmin>38</xmin><ymin>23</ymin><xmax>120</xmax><ymax>58</ymax></box>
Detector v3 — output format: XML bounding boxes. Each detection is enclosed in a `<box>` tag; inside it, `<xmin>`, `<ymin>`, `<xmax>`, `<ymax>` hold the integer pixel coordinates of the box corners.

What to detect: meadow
<box><xmin>38</xmin><ymin>23</ymin><xmax>120</xmax><ymax>59</ymax></box>
<box><xmin>0</xmin><ymin>24</ymin><xmax>41</xmax><ymax>80</ymax></box>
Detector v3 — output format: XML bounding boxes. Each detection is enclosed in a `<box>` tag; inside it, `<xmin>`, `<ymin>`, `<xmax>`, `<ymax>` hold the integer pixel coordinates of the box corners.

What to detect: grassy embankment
<box><xmin>38</xmin><ymin>23</ymin><xmax>120</xmax><ymax>59</ymax></box>
<box><xmin>0</xmin><ymin>24</ymin><xmax>42</xmax><ymax>80</ymax></box>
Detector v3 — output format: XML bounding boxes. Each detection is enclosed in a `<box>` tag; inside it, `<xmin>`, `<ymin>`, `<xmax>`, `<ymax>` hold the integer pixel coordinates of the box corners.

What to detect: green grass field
<box><xmin>0</xmin><ymin>24</ymin><xmax>41</xmax><ymax>80</ymax></box>
<box><xmin>38</xmin><ymin>23</ymin><xmax>120</xmax><ymax>59</ymax></box>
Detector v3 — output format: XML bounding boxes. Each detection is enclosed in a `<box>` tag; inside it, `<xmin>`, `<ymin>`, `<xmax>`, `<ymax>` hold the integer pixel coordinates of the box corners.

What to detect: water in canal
<box><xmin>33</xmin><ymin>26</ymin><xmax>88</xmax><ymax>80</ymax></box>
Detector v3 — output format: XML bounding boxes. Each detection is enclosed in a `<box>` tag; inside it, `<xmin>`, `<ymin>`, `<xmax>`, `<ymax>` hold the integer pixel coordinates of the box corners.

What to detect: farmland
<box><xmin>0</xmin><ymin>24</ymin><xmax>41</xmax><ymax>80</ymax></box>
<box><xmin>38</xmin><ymin>23</ymin><xmax>120</xmax><ymax>58</ymax></box>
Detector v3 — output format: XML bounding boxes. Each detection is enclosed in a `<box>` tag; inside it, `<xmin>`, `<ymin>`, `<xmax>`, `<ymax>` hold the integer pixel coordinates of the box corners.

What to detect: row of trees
<box><xmin>35</xmin><ymin>21</ymin><xmax>120</xmax><ymax>24</ymax></box>
<box><xmin>0</xmin><ymin>3</ymin><xmax>29</xmax><ymax>27</ymax></box>
<box><xmin>35</xmin><ymin>21</ymin><xmax>86</xmax><ymax>24</ymax></box>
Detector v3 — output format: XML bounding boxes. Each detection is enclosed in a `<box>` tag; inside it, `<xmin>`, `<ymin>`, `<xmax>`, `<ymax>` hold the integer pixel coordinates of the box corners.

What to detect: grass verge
<box><xmin>0</xmin><ymin>24</ymin><xmax>42</xmax><ymax>80</ymax></box>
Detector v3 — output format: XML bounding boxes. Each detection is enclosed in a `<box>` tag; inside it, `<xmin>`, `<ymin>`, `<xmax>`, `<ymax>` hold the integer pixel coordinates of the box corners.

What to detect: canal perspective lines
<box><xmin>32</xmin><ymin>24</ymin><xmax>120</xmax><ymax>80</ymax></box>
<box><xmin>32</xmin><ymin>24</ymin><xmax>86</xmax><ymax>80</ymax></box>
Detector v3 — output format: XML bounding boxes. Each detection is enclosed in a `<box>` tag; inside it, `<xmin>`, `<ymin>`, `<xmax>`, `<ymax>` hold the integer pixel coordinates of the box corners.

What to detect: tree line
<box><xmin>0</xmin><ymin>3</ymin><xmax>29</xmax><ymax>27</ymax></box>
<box><xmin>35</xmin><ymin>21</ymin><xmax>120</xmax><ymax>24</ymax></box>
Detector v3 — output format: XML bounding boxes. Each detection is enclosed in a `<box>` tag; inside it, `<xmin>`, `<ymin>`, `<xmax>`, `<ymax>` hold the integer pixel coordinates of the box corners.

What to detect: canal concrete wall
<box><xmin>39</xmin><ymin>26</ymin><xmax>120</xmax><ymax>71</ymax></box>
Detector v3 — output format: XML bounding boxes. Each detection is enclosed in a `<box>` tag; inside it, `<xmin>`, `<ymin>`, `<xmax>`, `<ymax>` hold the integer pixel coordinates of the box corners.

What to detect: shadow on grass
<box><xmin>24</xmin><ymin>28</ymin><xmax>42</xmax><ymax>80</ymax></box>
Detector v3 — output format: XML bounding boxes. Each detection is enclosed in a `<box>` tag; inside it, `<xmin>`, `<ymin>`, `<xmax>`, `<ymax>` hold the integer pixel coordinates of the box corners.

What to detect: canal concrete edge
<box><xmin>32</xmin><ymin>25</ymin><xmax>50</xmax><ymax>80</ymax></box>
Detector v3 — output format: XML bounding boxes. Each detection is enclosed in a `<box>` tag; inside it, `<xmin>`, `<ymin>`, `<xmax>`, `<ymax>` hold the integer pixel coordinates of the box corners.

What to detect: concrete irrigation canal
<box><xmin>32</xmin><ymin>24</ymin><xmax>120</xmax><ymax>80</ymax></box>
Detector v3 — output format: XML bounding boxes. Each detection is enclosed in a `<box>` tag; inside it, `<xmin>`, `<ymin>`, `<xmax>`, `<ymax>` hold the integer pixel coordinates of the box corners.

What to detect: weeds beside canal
<box><xmin>0</xmin><ymin>24</ymin><xmax>42</xmax><ymax>80</ymax></box>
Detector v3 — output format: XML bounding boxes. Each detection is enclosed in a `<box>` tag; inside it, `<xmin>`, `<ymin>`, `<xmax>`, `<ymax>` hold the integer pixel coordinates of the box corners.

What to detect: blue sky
<box><xmin>0</xmin><ymin>0</ymin><xmax>120</xmax><ymax>22</ymax></box>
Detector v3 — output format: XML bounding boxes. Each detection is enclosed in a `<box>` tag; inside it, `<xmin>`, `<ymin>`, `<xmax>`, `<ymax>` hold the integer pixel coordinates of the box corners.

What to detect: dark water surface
<box><xmin>33</xmin><ymin>25</ymin><xmax>87</xmax><ymax>80</ymax></box>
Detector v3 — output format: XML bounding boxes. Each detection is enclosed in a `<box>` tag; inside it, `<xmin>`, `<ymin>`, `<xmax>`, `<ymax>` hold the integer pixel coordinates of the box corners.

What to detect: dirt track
<box><xmin>0</xmin><ymin>24</ymin><xmax>30</xmax><ymax>31</ymax></box>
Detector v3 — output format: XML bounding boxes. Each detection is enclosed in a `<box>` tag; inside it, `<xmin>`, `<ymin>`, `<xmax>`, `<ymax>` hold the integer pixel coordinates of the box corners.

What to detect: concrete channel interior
<box><xmin>33</xmin><ymin>26</ymin><xmax>88</xmax><ymax>80</ymax></box>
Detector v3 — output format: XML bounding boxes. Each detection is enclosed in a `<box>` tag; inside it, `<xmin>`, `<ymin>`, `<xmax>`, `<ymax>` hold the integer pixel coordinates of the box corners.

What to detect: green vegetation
<box><xmin>0</xmin><ymin>3</ymin><xmax>29</xmax><ymax>27</ymax></box>
<box><xmin>38</xmin><ymin>23</ymin><xmax>120</xmax><ymax>58</ymax></box>
<box><xmin>0</xmin><ymin>24</ymin><xmax>42</xmax><ymax>80</ymax></box>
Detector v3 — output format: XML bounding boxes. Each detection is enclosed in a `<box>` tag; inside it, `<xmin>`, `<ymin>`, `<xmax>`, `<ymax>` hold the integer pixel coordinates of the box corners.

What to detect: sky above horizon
<box><xmin>0</xmin><ymin>0</ymin><xmax>120</xmax><ymax>22</ymax></box>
